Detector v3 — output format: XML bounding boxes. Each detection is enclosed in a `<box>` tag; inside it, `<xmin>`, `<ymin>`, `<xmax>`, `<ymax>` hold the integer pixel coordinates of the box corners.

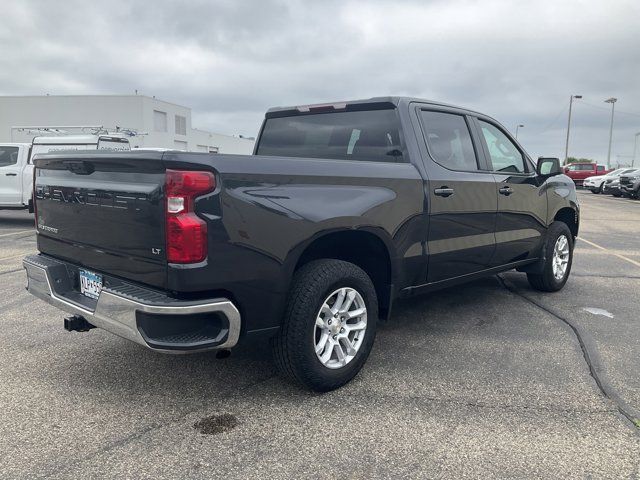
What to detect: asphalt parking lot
<box><xmin>1</xmin><ymin>190</ymin><xmax>639</xmax><ymax>479</ymax></box>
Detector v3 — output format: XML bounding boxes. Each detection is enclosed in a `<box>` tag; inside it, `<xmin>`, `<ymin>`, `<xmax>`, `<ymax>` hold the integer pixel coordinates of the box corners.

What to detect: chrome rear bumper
<box><xmin>23</xmin><ymin>254</ymin><xmax>241</xmax><ymax>353</ymax></box>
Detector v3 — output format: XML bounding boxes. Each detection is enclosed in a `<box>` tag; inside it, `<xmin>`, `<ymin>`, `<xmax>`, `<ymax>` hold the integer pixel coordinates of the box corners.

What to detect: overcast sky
<box><xmin>2</xmin><ymin>0</ymin><xmax>640</xmax><ymax>164</ymax></box>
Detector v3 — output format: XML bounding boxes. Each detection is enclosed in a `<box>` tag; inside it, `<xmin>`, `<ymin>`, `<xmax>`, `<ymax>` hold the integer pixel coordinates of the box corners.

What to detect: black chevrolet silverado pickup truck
<box><xmin>24</xmin><ymin>97</ymin><xmax>579</xmax><ymax>391</ymax></box>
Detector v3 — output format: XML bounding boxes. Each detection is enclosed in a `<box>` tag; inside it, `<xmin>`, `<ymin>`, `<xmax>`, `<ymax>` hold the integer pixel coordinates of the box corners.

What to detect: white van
<box><xmin>0</xmin><ymin>134</ymin><xmax>130</xmax><ymax>211</ymax></box>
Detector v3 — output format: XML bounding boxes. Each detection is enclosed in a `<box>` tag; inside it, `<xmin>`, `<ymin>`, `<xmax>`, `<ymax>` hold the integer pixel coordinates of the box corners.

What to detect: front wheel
<box><xmin>527</xmin><ymin>222</ymin><xmax>574</xmax><ymax>292</ymax></box>
<box><xmin>272</xmin><ymin>259</ymin><xmax>378</xmax><ymax>391</ymax></box>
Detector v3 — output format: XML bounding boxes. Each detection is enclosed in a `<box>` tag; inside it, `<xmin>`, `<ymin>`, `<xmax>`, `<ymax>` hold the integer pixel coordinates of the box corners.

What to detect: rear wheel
<box><xmin>527</xmin><ymin>222</ymin><xmax>573</xmax><ymax>292</ymax></box>
<box><xmin>272</xmin><ymin>259</ymin><xmax>377</xmax><ymax>392</ymax></box>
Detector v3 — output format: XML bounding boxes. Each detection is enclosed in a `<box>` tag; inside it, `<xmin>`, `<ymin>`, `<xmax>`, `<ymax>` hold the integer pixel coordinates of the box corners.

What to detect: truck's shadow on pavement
<box><xmin>48</xmin><ymin>276</ymin><xmax>512</xmax><ymax>402</ymax></box>
<box><xmin>0</xmin><ymin>212</ymin><xmax>35</xmax><ymax>229</ymax></box>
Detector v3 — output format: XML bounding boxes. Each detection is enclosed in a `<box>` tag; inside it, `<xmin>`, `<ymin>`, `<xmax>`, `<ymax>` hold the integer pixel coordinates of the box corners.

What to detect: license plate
<box><xmin>79</xmin><ymin>269</ymin><xmax>102</xmax><ymax>299</ymax></box>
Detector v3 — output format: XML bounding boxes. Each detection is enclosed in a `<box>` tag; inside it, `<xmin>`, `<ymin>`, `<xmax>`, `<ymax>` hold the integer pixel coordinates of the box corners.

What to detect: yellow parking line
<box><xmin>0</xmin><ymin>229</ymin><xmax>34</xmax><ymax>238</ymax></box>
<box><xmin>579</xmin><ymin>237</ymin><xmax>640</xmax><ymax>268</ymax></box>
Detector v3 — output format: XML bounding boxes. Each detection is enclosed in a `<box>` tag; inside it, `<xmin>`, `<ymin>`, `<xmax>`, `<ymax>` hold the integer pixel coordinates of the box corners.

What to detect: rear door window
<box><xmin>256</xmin><ymin>109</ymin><xmax>404</xmax><ymax>163</ymax></box>
<box><xmin>420</xmin><ymin>111</ymin><xmax>479</xmax><ymax>171</ymax></box>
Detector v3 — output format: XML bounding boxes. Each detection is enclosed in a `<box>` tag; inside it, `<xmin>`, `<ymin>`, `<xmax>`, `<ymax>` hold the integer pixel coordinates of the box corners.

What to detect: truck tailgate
<box><xmin>34</xmin><ymin>152</ymin><xmax>168</xmax><ymax>289</ymax></box>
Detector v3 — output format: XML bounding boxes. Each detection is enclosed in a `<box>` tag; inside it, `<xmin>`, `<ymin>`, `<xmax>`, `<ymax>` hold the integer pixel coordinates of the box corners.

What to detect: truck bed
<box><xmin>32</xmin><ymin>148</ymin><xmax>424</xmax><ymax>335</ymax></box>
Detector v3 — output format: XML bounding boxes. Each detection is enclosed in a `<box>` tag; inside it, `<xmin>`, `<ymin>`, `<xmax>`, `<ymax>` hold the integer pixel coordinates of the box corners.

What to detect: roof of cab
<box><xmin>265</xmin><ymin>96</ymin><xmax>483</xmax><ymax>117</ymax></box>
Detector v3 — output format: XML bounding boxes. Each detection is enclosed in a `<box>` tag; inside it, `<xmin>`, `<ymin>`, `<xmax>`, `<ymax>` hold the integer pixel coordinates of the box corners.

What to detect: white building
<box><xmin>0</xmin><ymin>95</ymin><xmax>255</xmax><ymax>154</ymax></box>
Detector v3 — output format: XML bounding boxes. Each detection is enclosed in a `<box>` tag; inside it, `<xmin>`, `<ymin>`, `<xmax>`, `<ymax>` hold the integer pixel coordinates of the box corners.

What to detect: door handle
<box><xmin>5</xmin><ymin>173</ymin><xmax>17</xmax><ymax>177</ymax></box>
<box><xmin>434</xmin><ymin>187</ymin><xmax>454</xmax><ymax>197</ymax></box>
<box><xmin>498</xmin><ymin>186</ymin><xmax>513</xmax><ymax>196</ymax></box>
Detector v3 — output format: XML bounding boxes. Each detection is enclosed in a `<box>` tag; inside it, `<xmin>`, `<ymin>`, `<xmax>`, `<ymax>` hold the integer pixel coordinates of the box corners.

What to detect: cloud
<box><xmin>2</xmin><ymin>0</ymin><xmax>639</xmax><ymax>163</ymax></box>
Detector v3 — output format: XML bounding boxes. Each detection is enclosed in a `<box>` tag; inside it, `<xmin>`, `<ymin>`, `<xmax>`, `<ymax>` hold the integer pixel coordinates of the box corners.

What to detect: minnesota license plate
<box><xmin>79</xmin><ymin>269</ymin><xmax>102</xmax><ymax>299</ymax></box>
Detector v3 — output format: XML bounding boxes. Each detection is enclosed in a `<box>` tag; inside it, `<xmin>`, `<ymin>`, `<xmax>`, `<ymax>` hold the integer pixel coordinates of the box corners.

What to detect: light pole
<box><xmin>605</xmin><ymin>97</ymin><xmax>617</xmax><ymax>169</ymax></box>
<box><xmin>564</xmin><ymin>95</ymin><xmax>582</xmax><ymax>165</ymax></box>
<box><xmin>633</xmin><ymin>132</ymin><xmax>640</xmax><ymax>167</ymax></box>
<box><xmin>515</xmin><ymin>124</ymin><xmax>524</xmax><ymax>139</ymax></box>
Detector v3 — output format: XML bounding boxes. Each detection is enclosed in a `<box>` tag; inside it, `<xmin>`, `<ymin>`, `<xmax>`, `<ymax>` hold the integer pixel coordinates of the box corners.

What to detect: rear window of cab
<box><xmin>566</xmin><ymin>164</ymin><xmax>596</xmax><ymax>171</ymax></box>
<box><xmin>256</xmin><ymin>109</ymin><xmax>405</xmax><ymax>163</ymax></box>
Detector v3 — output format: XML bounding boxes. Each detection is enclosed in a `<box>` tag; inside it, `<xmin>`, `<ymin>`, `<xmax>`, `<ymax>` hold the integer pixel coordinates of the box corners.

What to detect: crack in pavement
<box><xmin>497</xmin><ymin>275</ymin><xmax>640</xmax><ymax>432</ymax></box>
<box><xmin>0</xmin><ymin>268</ymin><xmax>22</xmax><ymax>276</ymax></box>
<box><xmin>38</xmin><ymin>375</ymin><xmax>620</xmax><ymax>478</ymax></box>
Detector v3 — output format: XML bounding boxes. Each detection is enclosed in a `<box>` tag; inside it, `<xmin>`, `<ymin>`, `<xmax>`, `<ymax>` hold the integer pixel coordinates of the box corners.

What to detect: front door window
<box><xmin>478</xmin><ymin>121</ymin><xmax>526</xmax><ymax>174</ymax></box>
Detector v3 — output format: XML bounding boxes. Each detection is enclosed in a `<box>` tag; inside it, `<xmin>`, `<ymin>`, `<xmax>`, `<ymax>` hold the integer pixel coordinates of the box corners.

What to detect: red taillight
<box><xmin>165</xmin><ymin>170</ymin><xmax>215</xmax><ymax>263</ymax></box>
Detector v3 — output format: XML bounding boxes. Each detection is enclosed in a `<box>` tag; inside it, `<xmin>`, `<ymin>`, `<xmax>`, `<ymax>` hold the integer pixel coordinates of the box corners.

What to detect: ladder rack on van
<box><xmin>11</xmin><ymin>126</ymin><xmax>148</xmax><ymax>140</ymax></box>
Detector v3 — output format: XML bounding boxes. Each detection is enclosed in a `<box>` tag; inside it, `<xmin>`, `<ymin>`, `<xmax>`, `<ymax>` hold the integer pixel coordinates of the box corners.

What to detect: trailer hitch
<box><xmin>64</xmin><ymin>315</ymin><xmax>95</xmax><ymax>332</ymax></box>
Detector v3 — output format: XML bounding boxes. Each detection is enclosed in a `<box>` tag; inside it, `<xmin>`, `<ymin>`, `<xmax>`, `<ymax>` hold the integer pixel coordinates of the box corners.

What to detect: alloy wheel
<box><xmin>314</xmin><ymin>287</ymin><xmax>367</xmax><ymax>369</ymax></box>
<box><xmin>552</xmin><ymin>235</ymin><xmax>570</xmax><ymax>280</ymax></box>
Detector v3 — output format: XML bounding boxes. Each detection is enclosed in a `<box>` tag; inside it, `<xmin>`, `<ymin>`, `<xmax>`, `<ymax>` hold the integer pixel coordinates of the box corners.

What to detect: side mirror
<box><xmin>537</xmin><ymin>157</ymin><xmax>562</xmax><ymax>177</ymax></box>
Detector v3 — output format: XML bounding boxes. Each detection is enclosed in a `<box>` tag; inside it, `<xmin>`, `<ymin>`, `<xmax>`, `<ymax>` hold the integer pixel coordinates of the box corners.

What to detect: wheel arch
<box><xmin>553</xmin><ymin>206</ymin><xmax>579</xmax><ymax>239</ymax></box>
<box><xmin>288</xmin><ymin>228</ymin><xmax>397</xmax><ymax>320</ymax></box>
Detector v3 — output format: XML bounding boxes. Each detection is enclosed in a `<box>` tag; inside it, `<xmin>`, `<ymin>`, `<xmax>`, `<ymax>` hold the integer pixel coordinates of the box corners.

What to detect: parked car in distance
<box><xmin>584</xmin><ymin>167</ymin><xmax>637</xmax><ymax>193</ymax></box>
<box><xmin>0</xmin><ymin>134</ymin><xmax>130</xmax><ymax>212</ymax></box>
<box><xmin>603</xmin><ymin>177</ymin><xmax>623</xmax><ymax>196</ymax></box>
<box><xmin>564</xmin><ymin>162</ymin><xmax>611</xmax><ymax>186</ymax></box>
<box><xmin>23</xmin><ymin>97</ymin><xmax>580</xmax><ymax>391</ymax></box>
<box><xmin>0</xmin><ymin>143</ymin><xmax>32</xmax><ymax>211</ymax></box>
<box><xmin>620</xmin><ymin>170</ymin><xmax>640</xmax><ymax>198</ymax></box>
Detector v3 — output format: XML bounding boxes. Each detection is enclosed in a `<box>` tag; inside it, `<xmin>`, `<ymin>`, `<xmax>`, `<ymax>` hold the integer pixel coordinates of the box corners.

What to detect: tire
<box><xmin>272</xmin><ymin>259</ymin><xmax>378</xmax><ymax>392</ymax></box>
<box><xmin>527</xmin><ymin>222</ymin><xmax>573</xmax><ymax>292</ymax></box>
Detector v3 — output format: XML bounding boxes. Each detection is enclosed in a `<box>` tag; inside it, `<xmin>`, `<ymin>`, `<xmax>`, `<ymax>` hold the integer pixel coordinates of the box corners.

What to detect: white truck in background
<box><xmin>0</xmin><ymin>134</ymin><xmax>130</xmax><ymax>212</ymax></box>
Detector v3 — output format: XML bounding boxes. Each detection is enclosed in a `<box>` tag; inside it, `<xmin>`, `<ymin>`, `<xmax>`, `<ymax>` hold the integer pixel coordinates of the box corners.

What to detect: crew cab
<box><xmin>564</xmin><ymin>162</ymin><xmax>611</xmax><ymax>186</ymax></box>
<box><xmin>23</xmin><ymin>97</ymin><xmax>579</xmax><ymax>391</ymax></box>
<box><xmin>0</xmin><ymin>134</ymin><xmax>130</xmax><ymax>211</ymax></box>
